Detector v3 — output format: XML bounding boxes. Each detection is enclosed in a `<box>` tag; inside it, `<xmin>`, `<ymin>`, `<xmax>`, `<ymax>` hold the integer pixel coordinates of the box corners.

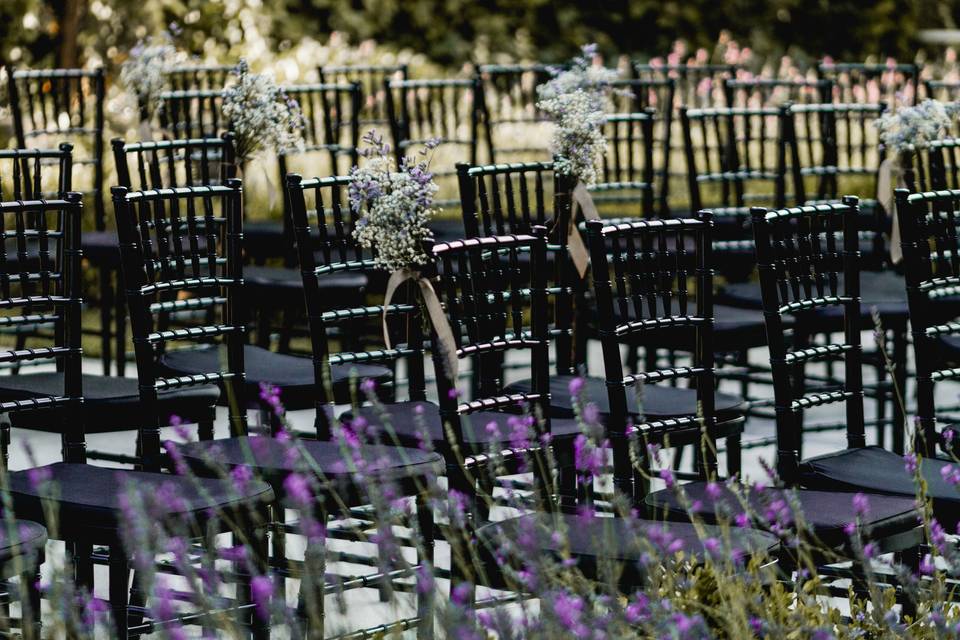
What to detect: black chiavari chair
<box><xmin>5</xmin><ymin>68</ymin><xmax>120</xmax><ymax>374</ymax></box>
<box><xmin>472</xmin><ymin>218</ymin><xmax>781</xmax><ymax>597</ymax></box>
<box><xmin>593</xmin><ymin>111</ymin><xmax>657</xmax><ymax>217</ymax></box>
<box><xmin>318</xmin><ymin>63</ymin><xmax>408</xmax><ymax>127</ymax></box>
<box><xmin>2</xmin><ymin>189</ymin><xmax>275</xmax><ymax>639</ymax></box>
<box><xmin>158</xmin><ymin>89</ymin><xmax>225</xmax><ymax>140</ymax></box>
<box><xmin>924</xmin><ymin>79</ymin><xmax>960</xmax><ymax>103</ymax></box>
<box><xmin>477</xmin><ymin>63</ymin><xmax>554</xmax><ymax>163</ymax></box>
<box><xmin>817</xmin><ymin>61</ymin><xmax>920</xmax><ymax>106</ymax></box>
<box><xmin>722</xmin><ymin>77</ymin><xmax>833</xmax><ymax>108</ymax></box>
<box><xmin>897</xmin><ymin>188</ymin><xmax>960</xmax><ymax>461</ymax></box>
<box><xmin>384</xmin><ymin>76</ymin><xmax>486</xmax><ymax>212</ymax></box>
<box><xmin>635</xmin><ymin>63</ymin><xmax>741</xmax><ymax>109</ymax></box>
<box><xmin>646</xmin><ymin>200</ymin><xmax>924</xmax><ymax>574</ymax></box>
<box><xmin>610</xmin><ymin>78</ymin><xmax>676</xmax><ymax>215</ymax></box>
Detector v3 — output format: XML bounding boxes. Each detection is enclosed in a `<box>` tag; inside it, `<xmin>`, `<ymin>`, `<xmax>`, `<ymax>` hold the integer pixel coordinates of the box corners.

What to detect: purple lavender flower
<box><xmin>251</xmin><ymin>575</ymin><xmax>273</xmax><ymax>620</ymax></box>
<box><xmin>284</xmin><ymin>472</ymin><xmax>312</xmax><ymax>507</ymax></box>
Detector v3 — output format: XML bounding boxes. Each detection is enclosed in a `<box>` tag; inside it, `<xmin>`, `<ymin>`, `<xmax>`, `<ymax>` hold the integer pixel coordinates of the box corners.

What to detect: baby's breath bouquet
<box><xmin>349</xmin><ymin>130</ymin><xmax>439</xmax><ymax>272</ymax></box>
<box><xmin>222</xmin><ymin>60</ymin><xmax>305</xmax><ymax>165</ymax></box>
<box><xmin>874</xmin><ymin>99</ymin><xmax>960</xmax><ymax>263</ymax></box>
<box><xmin>537</xmin><ymin>43</ymin><xmax>619</xmax><ymax>186</ymax></box>
<box><xmin>120</xmin><ymin>30</ymin><xmax>183</xmax><ymax>120</ymax></box>
<box><xmin>875</xmin><ymin>99</ymin><xmax>960</xmax><ymax>154</ymax></box>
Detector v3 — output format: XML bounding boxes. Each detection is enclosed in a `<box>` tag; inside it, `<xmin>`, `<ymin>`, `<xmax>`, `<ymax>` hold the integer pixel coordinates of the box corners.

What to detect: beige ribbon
<box><xmin>877</xmin><ymin>156</ymin><xmax>905</xmax><ymax>265</ymax></box>
<box><xmin>382</xmin><ymin>269</ymin><xmax>459</xmax><ymax>380</ymax></box>
<box><xmin>567</xmin><ymin>181</ymin><xmax>601</xmax><ymax>278</ymax></box>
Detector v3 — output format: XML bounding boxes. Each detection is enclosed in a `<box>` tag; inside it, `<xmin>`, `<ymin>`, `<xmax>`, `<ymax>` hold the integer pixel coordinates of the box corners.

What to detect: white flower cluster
<box><xmin>537</xmin><ymin>44</ymin><xmax>618</xmax><ymax>185</ymax></box>
<box><xmin>875</xmin><ymin>99</ymin><xmax>960</xmax><ymax>154</ymax></box>
<box><xmin>222</xmin><ymin>60</ymin><xmax>305</xmax><ymax>164</ymax></box>
<box><xmin>120</xmin><ymin>33</ymin><xmax>181</xmax><ymax>116</ymax></box>
<box><xmin>350</xmin><ymin>131</ymin><xmax>438</xmax><ymax>272</ymax></box>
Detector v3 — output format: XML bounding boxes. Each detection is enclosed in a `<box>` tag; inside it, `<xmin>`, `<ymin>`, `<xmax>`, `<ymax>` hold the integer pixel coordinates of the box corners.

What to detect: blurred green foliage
<box><xmin>0</xmin><ymin>0</ymin><xmax>957</xmax><ymax>69</ymax></box>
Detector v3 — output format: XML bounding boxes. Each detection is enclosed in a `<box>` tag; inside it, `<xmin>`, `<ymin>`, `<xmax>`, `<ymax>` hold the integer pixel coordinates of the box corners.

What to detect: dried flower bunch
<box><xmin>537</xmin><ymin>43</ymin><xmax>619</xmax><ymax>185</ymax></box>
<box><xmin>222</xmin><ymin>59</ymin><xmax>305</xmax><ymax>164</ymax></box>
<box><xmin>119</xmin><ymin>28</ymin><xmax>183</xmax><ymax>116</ymax></box>
<box><xmin>349</xmin><ymin>130</ymin><xmax>440</xmax><ymax>272</ymax></box>
<box><xmin>875</xmin><ymin>99</ymin><xmax>960</xmax><ymax>155</ymax></box>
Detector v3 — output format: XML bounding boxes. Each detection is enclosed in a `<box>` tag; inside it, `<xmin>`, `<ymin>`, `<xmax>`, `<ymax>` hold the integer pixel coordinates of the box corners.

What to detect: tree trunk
<box><xmin>58</xmin><ymin>0</ymin><xmax>86</xmax><ymax>69</ymax></box>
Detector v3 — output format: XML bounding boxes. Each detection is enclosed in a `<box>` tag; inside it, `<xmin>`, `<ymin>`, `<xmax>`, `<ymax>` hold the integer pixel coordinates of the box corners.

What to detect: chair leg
<box><xmin>416</xmin><ymin>492</ymin><xmax>435</xmax><ymax>640</ymax></box>
<box><xmin>108</xmin><ymin>548</ymin><xmax>129</xmax><ymax>639</ymax></box>
<box><xmin>72</xmin><ymin>542</ymin><xmax>94</xmax><ymax>593</ymax></box>
<box><xmin>446</xmin><ymin>464</ymin><xmax>476</xmax><ymax>607</ymax></box>
<box><xmin>249</xmin><ymin>519</ymin><xmax>271</xmax><ymax>640</ymax></box>
<box><xmin>892</xmin><ymin>322</ymin><xmax>908</xmax><ymax>455</ymax></box>
<box><xmin>874</xmin><ymin>337</ymin><xmax>888</xmax><ymax>449</ymax></box>
<box><xmin>725</xmin><ymin>434</ymin><xmax>742</xmax><ymax>478</ymax></box>
<box><xmin>198</xmin><ymin>419</ymin><xmax>215</xmax><ymax>441</ymax></box>
<box><xmin>99</xmin><ymin>267</ymin><xmax>114</xmax><ymax>376</ymax></box>
<box><xmin>114</xmin><ymin>276</ymin><xmax>127</xmax><ymax>377</ymax></box>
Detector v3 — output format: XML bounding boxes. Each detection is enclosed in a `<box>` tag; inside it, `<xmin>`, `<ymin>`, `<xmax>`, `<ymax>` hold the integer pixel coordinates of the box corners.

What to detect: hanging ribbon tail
<box><xmin>381</xmin><ymin>269</ymin><xmax>459</xmax><ymax>381</ymax></box>
<box><xmin>262</xmin><ymin>163</ymin><xmax>278</xmax><ymax>213</ymax></box>
<box><xmin>568</xmin><ymin>182</ymin><xmax>600</xmax><ymax>278</ymax></box>
<box><xmin>137</xmin><ymin>119</ymin><xmax>154</xmax><ymax>143</ymax></box>
<box><xmin>877</xmin><ymin>157</ymin><xmax>902</xmax><ymax>265</ymax></box>
<box><xmin>416</xmin><ymin>277</ymin><xmax>459</xmax><ymax>381</ymax></box>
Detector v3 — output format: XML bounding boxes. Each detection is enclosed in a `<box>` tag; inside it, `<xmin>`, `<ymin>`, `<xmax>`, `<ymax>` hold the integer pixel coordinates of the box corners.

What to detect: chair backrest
<box><xmin>385</xmin><ymin>77</ymin><xmax>485</xmax><ymax>173</ymax></box>
<box><xmin>585</xmin><ymin>215</ymin><xmax>720</xmax><ymax>498</ymax></box>
<box><xmin>723</xmin><ymin>78</ymin><xmax>833</xmax><ymax>108</ymax></box>
<box><xmin>593</xmin><ymin>111</ymin><xmax>657</xmax><ymax>217</ymax></box>
<box><xmin>286</xmin><ymin>173</ymin><xmax>425</xmax><ymax>438</ymax></box>
<box><xmin>318</xmin><ymin>63</ymin><xmax>409</xmax><ymax>126</ymax></box>
<box><xmin>457</xmin><ymin>162</ymin><xmax>577</xmax><ymax>376</ymax></box>
<box><xmin>112</xmin><ymin>181</ymin><xmax>247</xmax><ymax>471</ymax></box>
<box><xmin>681</xmin><ymin>106</ymin><xmax>788</xmax><ymax>236</ymax></box>
<box><xmin>279</xmin><ymin>83</ymin><xmax>361</xmax><ymax>177</ymax></box>
<box><xmin>751</xmin><ymin>197</ymin><xmax>864</xmax><ymax>484</ymax></box>
<box><xmin>158</xmin><ymin>89</ymin><xmax>226</xmax><ymax>140</ymax></box>
<box><xmin>610</xmin><ymin>78</ymin><xmax>676</xmax><ymax>215</ymax></box>
<box><xmin>0</xmin><ymin>146</ymin><xmax>73</xmax><ymax>202</ymax></box>
<box><xmin>112</xmin><ymin>135</ymin><xmax>237</xmax><ymax>192</ymax></box>
<box><xmin>163</xmin><ymin>64</ymin><xmax>235</xmax><ymax>92</ymax></box>
<box><xmin>922</xmin><ymin>138</ymin><xmax>960</xmax><ymax>191</ymax></box>
<box><xmin>477</xmin><ymin>63</ymin><xmax>554</xmax><ymax>164</ymax></box>
<box><xmin>786</xmin><ymin>103</ymin><xmax>887</xmax><ymax>204</ymax></box>
<box><xmin>429</xmin><ymin>230</ymin><xmax>551</xmax><ymax>452</ymax></box>
<box><xmin>7</xmin><ymin>67</ymin><xmax>106</xmax><ymax>230</ymax></box>
<box><xmin>895</xmin><ymin>187</ymin><xmax>960</xmax><ymax>456</ymax></box>
<box><xmin>635</xmin><ymin>63</ymin><xmax>741</xmax><ymax>109</ymax></box>
<box><xmin>924</xmin><ymin>80</ymin><xmax>960</xmax><ymax>103</ymax></box>
<box><xmin>0</xmin><ymin>192</ymin><xmax>84</xmax><ymax>465</ymax></box>
<box><xmin>817</xmin><ymin>61</ymin><xmax>919</xmax><ymax>106</ymax></box>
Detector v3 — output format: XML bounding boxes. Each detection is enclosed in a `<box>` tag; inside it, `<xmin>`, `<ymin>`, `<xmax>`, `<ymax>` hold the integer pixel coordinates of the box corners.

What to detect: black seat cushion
<box><xmin>0</xmin><ymin>520</ymin><xmax>46</xmax><ymax>571</ymax></box>
<box><xmin>0</xmin><ymin>373</ymin><xmax>218</xmax><ymax>432</ymax></box>
<box><xmin>477</xmin><ymin>512</ymin><xmax>778</xmax><ymax>587</ymax></box>
<box><xmin>159</xmin><ymin>344</ymin><xmax>392</xmax><ymax>409</ymax></box>
<box><xmin>799</xmin><ymin>445</ymin><xmax>960</xmax><ymax>530</ymax></box>
<box><xmin>81</xmin><ymin>230</ymin><xmax>121</xmax><ymax>266</ymax></box>
<box><xmin>645</xmin><ymin>479</ymin><xmax>919</xmax><ymax>548</ymax></box>
<box><xmin>504</xmin><ymin>374</ymin><xmax>743</xmax><ymax>423</ymax></box>
<box><xmin>244</xmin><ymin>220</ymin><xmax>286</xmax><ymax>261</ymax></box>
<box><xmin>176</xmin><ymin>435</ymin><xmax>443</xmax><ymax>506</ymax></box>
<box><xmin>352</xmin><ymin>400</ymin><xmax>582</xmax><ymax>453</ymax></box>
<box><xmin>8</xmin><ymin>462</ymin><xmax>274</xmax><ymax>542</ymax></box>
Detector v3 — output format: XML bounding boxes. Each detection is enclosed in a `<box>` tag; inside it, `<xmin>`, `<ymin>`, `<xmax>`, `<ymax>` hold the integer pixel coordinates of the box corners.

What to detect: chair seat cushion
<box><xmin>799</xmin><ymin>445</ymin><xmax>960</xmax><ymax>529</ymax></box>
<box><xmin>0</xmin><ymin>373</ymin><xmax>218</xmax><ymax>432</ymax></box>
<box><xmin>645</xmin><ymin>479</ymin><xmax>919</xmax><ymax>548</ymax></box>
<box><xmin>504</xmin><ymin>374</ymin><xmax>743</xmax><ymax>423</ymax></box>
<box><xmin>0</xmin><ymin>520</ymin><xmax>46</xmax><ymax>569</ymax></box>
<box><xmin>8</xmin><ymin>462</ymin><xmax>274</xmax><ymax>542</ymax></box>
<box><xmin>352</xmin><ymin>400</ymin><xmax>582</xmax><ymax>452</ymax></box>
<box><xmin>159</xmin><ymin>344</ymin><xmax>392</xmax><ymax>409</ymax></box>
<box><xmin>176</xmin><ymin>435</ymin><xmax>443</xmax><ymax>506</ymax></box>
<box><xmin>81</xmin><ymin>230</ymin><xmax>121</xmax><ymax>266</ymax></box>
<box><xmin>244</xmin><ymin>220</ymin><xmax>286</xmax><ymax>260</ymax></box>
<box><xmin>476</xmin><ymin>512</ymin><xmax>778</xmax><ymax>586</ymax></box>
